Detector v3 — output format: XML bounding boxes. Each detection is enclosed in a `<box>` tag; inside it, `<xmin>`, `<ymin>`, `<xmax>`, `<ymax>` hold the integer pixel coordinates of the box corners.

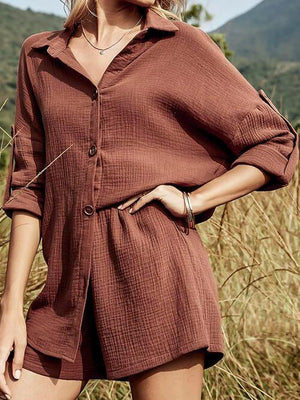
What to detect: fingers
<box><xmin>0</xmin><ymin>348</ymin><xmax>12</xmax><ymax>399</ymax></box>
<box><xmin>128</xmin><ymin>196</ymin><xmax>149</xmax><ymax>214</ymax></box>
<box><xmin>12</xmin><ymin>338</ymin><xmax>26</xmax><ymax>380</ymax></box>
<box><xmin>117</xmin><ymin>189</ymin><xmax>155</xmax><ymax>211</ymax></box>
<box><xmin>117</xmin><ymin>194</ymin><xmax>141</xmax><ymax>210</ymax></box>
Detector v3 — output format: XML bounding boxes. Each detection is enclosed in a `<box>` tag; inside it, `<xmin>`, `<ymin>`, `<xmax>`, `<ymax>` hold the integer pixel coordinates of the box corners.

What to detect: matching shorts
<box><xmin>10</xmin><ymin>202</ymin><xmax>224</xmax><ymax>381</ymax></box>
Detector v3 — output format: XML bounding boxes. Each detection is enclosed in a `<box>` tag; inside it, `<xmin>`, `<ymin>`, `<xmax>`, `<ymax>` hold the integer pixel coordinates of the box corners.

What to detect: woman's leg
<box><xmin>3</xmin><ymin>358</ymin><xmax>88</xmax><ymax>400</ymax></box>
<box><xmin>128</xmin><ymin>349</ymin><xmax>205</xmax><ymax>400</ymax></box>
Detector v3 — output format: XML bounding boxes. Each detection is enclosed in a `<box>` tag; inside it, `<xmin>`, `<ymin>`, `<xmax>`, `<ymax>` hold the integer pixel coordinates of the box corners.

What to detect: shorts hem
<box><xmin>23</xmin><ymin>339</ymin><xmax>224</xmax><ymax>381</ymax></box>
<box><xmin>22</xmin><ymin>342</ymin><xmax>106</xmax><ymax>381</ymax></box>
<box><xmin>22</xmin><ymin>358</ymin><xmax>105</xmax><ymax>381</ymax></box>
<box><xmin>106</xmin><ymin>341</ymin><xmax>224</xmax><ymax>381</ymax></box>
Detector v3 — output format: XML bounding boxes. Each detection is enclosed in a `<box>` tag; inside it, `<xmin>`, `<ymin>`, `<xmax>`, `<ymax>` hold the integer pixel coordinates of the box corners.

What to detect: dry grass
<box><xmin>197</xmin><ymin>164</ymin><xmax>300</xmax><ymax>399</ymax></box>
<box><xmin>0</xmin><ymin>123</ymin><xmax>299</xmax><ymax>398</ymax></box>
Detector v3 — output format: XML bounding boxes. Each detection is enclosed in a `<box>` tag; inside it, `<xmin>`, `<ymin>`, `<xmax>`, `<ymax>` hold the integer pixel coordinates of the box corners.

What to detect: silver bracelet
<box><xmin>186</xmin><ymin>192</ymin><xmax>195</xmax><ymax>229</ymax></box>
<box><xmin>182</xmin><ymin>191</ymin><xmax>195</xmax><ymax>234</ymax></box>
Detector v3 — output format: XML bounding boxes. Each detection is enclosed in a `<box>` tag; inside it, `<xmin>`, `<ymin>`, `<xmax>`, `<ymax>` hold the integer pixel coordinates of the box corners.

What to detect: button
<box><xmin>89</xmin><ymin>145</ymin><xmax>97</xmax><ymax>157</ymax></box>
<box><xmin>92</xmin><ymin>88</ymin><xmax>98</xmax><ymax>100</ymax></box>
<box><xmin>83</xmin><ymin>205</ymin><xmax>94</xmax><ymax>216</ymax></box>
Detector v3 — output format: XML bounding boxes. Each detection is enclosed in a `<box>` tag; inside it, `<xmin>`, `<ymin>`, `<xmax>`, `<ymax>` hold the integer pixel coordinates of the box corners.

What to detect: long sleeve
<box><xmin>185</xmin><ymin>27</ymin><xmax>299</xmax><ymax>191</ymax></box>
<box><xmin>230</xmin><ymin>89</ymin><xmax>299</xmax><ymax>190</ymax></box>
<box><xmin>1</xmin><ymin>38</ymin><xmax>46</xmax><ymax>219</ymax></box>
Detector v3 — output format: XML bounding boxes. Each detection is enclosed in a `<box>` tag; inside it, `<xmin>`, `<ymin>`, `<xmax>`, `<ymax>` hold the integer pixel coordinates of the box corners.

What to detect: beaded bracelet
<box><xmin>182</xmin><ymin>191</ymin><xmax>195</xmax><ymax>234</ymax></box>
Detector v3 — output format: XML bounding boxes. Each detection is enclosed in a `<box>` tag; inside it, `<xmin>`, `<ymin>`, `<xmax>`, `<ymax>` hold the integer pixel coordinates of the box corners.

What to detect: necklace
<box><xmin>80</xmin><ymin>12</ymin><xmax>145</xmax><ymax>55</ymax></box>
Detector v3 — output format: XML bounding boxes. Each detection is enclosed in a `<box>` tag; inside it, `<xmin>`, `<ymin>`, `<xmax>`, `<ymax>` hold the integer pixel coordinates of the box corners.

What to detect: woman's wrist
<box><xmin>187</xmin><ymin>190</ymin><xmax>209</xmax><ymax>216</ymax></box>
<box><xmin>0</xmin><ymin>292</ymin><xmax>24</xmax><ymax>314</ymax></box>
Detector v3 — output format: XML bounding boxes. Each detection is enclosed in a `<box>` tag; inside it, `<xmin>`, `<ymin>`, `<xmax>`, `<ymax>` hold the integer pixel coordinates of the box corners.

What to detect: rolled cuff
<box><xmin>230</xmin><ymin>89</ymin><xmax>299</xmax><ymax>191</ymax></box>
<box><xmin>230</xmin><ymin>140</ymin><xmax>299</xmax><ymax>191</ymax></box>
<box><xmin>1</xmin><ymin>124</ymin><xmax>44</xmax><ymax>219</ymax></box>
<box><xmin>1</xmin><ymin>187</ymin><xmax>44</xmax><ymax>219</ymax></box>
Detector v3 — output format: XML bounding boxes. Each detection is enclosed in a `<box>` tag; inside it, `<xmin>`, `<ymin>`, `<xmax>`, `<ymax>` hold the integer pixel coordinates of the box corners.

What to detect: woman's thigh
<box><xmin>3</xmin><ymin>358</ymin><xmax>88</xmax><ymax>400</ymax></box>
<box><xmin>128</xmin><ymin>349</ymin><xmax>205</xmax><ymax>400</ymax></box>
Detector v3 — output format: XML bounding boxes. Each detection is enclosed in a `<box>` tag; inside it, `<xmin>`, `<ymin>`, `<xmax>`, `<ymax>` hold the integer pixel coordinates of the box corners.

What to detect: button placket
<box><xmin>84</xmin><ymin>85</ymin><xmax>100</xmax><ymax>219</ymax></box>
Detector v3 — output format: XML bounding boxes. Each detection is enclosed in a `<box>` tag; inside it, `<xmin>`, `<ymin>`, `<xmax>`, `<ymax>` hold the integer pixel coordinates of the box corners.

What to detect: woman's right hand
<box><xmin>0</xmin><ymin>298</ymin><xmax>27</xmax><ymax>399</ymax></box>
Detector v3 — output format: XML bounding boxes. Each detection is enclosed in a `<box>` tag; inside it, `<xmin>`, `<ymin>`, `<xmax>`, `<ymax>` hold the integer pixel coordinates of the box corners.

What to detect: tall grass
<box><xmin>0</xmin><ymin>120</ymin><xmax>299</xmax><ymax>398</ymax></box>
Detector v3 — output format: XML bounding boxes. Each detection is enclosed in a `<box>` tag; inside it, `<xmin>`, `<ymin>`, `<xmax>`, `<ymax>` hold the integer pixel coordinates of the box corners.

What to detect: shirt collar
<box><xmin>30</xmin><ymin>7</ymin><xmax>179</xmax><ymax>56</ymax></box>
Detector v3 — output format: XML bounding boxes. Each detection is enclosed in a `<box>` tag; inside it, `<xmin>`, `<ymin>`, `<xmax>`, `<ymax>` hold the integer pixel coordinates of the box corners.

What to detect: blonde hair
<box><xmin>59</xmin><ymin>0</ymin><xmax>187</xmax><ymax>29</ymax></box>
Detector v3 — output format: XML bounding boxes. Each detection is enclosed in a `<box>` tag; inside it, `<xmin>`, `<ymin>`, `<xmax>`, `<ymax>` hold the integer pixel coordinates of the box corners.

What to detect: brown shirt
<box><xmin>1</xmin><ymin>7</ymin><xmax>299</xmax><ymax>365</ymax></box>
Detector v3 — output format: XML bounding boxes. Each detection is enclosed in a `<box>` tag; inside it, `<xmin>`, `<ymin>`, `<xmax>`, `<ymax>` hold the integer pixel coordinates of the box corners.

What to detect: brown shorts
<box><xmin>21</xmin><ymin>282</ymin><xmax>107</xmax><ymax>381</ymax></box>
<box><xmin>13</xmin><ymin>202</ymin><xmax>224</xmax><ymax>381</ymax></box>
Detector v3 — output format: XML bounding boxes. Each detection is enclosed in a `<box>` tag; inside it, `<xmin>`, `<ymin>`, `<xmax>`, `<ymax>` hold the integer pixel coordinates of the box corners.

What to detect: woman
<box><xmin>0</xmin><ymin>0</ymin><xmax>298</xmax><ymax>399</ymax></box>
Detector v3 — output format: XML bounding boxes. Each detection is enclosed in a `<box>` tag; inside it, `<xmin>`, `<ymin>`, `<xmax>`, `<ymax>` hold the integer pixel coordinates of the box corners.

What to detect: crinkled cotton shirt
<box><xmin>1</xmin><ymin>6</ymin><xmax>299</xmax><ymax>366</ymax></box>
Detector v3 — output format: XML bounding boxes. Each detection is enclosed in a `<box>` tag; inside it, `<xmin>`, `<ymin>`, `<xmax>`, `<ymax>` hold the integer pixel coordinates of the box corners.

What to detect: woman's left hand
<box><xmin>117</xmin><ymin>185</ymin><xmax>187</xmax><ymax>218</ymax></box>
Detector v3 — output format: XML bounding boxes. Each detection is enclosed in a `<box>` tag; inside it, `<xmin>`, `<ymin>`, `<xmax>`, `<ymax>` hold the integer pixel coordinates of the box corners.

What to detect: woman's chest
<box><xmin>65</xmin><ymin>26</ymin><xmax>147</xmax><ymax>88</ymax></box>
<box><xmin>33</xmin><ymin>50</ymin><xmax>184</xmax><ymax>130</ymax></box>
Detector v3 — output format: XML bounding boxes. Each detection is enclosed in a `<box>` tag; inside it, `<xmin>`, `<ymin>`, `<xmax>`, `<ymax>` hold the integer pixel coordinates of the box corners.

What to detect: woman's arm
<box><xmin>0</xmin><ymin>36</ymin><xmax>46</xmax><ymax>399</ymax></box>
<box><xmin>119</xmin><ymin>164</ymin><xmax>272</xmax><ymax>221</ymax></box>
<box><xmin>1</xmin><ymin>211</ymin><xmax>41</xmax><ymax>306</ymax></box>
<box><xmin>189</xmin><ymin>163</ymin><xmax>272</xmax><ymax>215</ymax></box>
<box><xmin>180</xmin><ymin>27</ymin><xmax>299</xmax><ymax>191</ymax></box>
<box><xmin>0</xmin><ymin>211</ymin><xmax>41</xmax><ymax>395</ymax></box>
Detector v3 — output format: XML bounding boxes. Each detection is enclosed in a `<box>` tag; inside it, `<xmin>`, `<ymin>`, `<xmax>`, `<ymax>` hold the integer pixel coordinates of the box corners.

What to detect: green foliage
<box><xmin>210</xmin><ymin>0</ymin><xmax>300</xmax><ymax>62</ymax></box>
<box><xmin>209</xmin><ymin>33</ymin><xmax>234</xmax><ymax>59</ymax></box>
<box><xmin>0</xmin><ymin>1</ymin><xmax>64</xmax><ymax>135</ymax></box>
<box><xmin>182</xmin><ymin>4</ymin><xmax>234</xmax><ymax>59</ymax></box>
<box><xmin>182</xmin><ymin>3</ymin><xmax>214</xmax><ymax>27</ymax></box>
<box><xmin>233</xmin><ymin>57</ymin><xmax>300</xmax><ymax>124</ymax></box>
<box><xmin>208</xmin><ymin>0</ymin><xmax>300</xmax><ymax>125</ymax></box>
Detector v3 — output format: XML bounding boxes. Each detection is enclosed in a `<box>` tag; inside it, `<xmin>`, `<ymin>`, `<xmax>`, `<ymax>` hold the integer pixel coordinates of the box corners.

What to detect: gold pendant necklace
<box><xmin>80</xmin><ymin>11</ymin><xmax>145</xmax><ymax>55</ymax></box>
